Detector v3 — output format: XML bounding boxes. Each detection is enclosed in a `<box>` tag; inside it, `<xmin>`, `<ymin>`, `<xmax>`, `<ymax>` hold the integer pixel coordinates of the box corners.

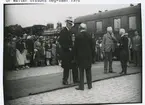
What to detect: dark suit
<box><xmin>74</xmin><ymin>31</ymin><xmax>93</xmax><ymax>90</ymax></box>
<box><xmin>58</xmin><ymin>27</ymin><xmax>77</xmax><ymax>83</ymax></box>
<box><xmin>119</xmin><ymin>35</ymin><xmax>129</xmax><ymax>74</ymax></box>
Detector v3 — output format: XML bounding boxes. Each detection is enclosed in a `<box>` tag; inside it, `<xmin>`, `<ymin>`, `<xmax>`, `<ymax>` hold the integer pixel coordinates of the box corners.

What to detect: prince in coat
<box><xmin>74</xmin><ymin>23</ymin><xmax>94</xmax><ymax>90</ymax></box>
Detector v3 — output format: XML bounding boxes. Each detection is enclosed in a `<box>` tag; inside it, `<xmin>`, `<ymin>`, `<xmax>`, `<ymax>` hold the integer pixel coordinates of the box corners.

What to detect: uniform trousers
<box><xmin>63</xmin><ymin>66</ymin><xmax>79</xmax><ymax>83</ymax></box>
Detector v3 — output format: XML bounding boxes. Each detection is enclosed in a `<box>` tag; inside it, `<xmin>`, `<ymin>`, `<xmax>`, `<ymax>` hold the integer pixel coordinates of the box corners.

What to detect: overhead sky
<box><xmin>5</xmin><ymin>4</ymin><xmax>136</xmax><ymax>28</ymax></box>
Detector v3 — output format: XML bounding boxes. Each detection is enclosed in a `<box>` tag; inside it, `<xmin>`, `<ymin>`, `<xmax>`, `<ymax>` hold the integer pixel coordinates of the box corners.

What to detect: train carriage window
<box><xmin>129</xmin><ymin>16</ymin><xmax>136</xmax><ymax>30</ymax></box>
<box><xmin>114</xmin><ymin>18</ymin><xmax>121</xmax><ymax>31</ymax></box>
<box><xmin>96</xmin><ymin>21</ymin><xmax>102</xmax><ymax>32</ymax></box>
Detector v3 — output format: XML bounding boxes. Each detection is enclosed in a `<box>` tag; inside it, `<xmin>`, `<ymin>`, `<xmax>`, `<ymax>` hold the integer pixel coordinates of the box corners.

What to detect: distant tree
<box><xmin>4</xmin><ymin>24</ymin><xmax>24</xmax><ymax>38</ymax></box>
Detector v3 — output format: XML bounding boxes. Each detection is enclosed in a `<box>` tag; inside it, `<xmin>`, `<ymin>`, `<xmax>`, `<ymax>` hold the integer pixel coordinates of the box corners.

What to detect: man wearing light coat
<box><xmin>102</xmin><ymin>27</ymin><xmax>117</xmax><ymax>73</ymax></box>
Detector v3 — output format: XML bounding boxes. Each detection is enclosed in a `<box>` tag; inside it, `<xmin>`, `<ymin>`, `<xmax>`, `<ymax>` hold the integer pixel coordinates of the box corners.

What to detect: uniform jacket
<box><xmin>102</xmin><ymin>33</ymin><xmax>117</xmax><ymax>52</ymax></box>
<box><xmin>74</xmin><ymin>31</ymin><xmax>94</xmax><ymax>69</ymax></box>
<box><xmin>132</xmin><ymin>35</ymin><xmax>141</xmax><ymax>51</ymax></box>
<box><xmin>58</xmin><ymin>27</ymin><xmax>73</xmax><ymax>69</ymax></box>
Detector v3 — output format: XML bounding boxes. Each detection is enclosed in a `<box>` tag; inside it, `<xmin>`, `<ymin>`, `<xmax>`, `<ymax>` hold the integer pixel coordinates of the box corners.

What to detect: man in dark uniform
<box><xmin>58</xmin><ymin>17</ymin><xmax>78</xmax><ymax>85</ymax></box>
<box><xmin>74</xmin><ymin>23</ymin><xmax>94</xmax><ymax>90</ymax></box>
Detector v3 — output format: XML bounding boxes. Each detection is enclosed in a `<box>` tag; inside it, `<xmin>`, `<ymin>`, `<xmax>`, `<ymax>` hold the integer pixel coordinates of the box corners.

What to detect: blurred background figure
<box><xmin>132</xmin><ymin>30</ymin><xmax>141</xmax><ymax>67</ymax></box>
<box><xmin>51</xmin><ymin>39</ymin><xmax>57</xmax><ymax>65</ymax></box>
<box><xmin>5</xmin><ymin>37</ymin><xmax>17</xmax><ymax>71</ymax></box>
<box><xmin>33</xmin><ymin>37</ymin><xmax>45</xmax><ymax>67</ymax></box>
<box><xmin>25</xmin><ymin>35</ymin><xmax>34</xmax><ymax>67</ymax></box>
<box><xmin>56</xmin><ymin>40</ymin><xmax>62</xmax><ymax>66</ymax></box>
<box><xmin>125</xmin><ymin>33</ymin><xmax>132</xmax><ymax>66</ymax></box>
<box><xmin>45</xmin><ymin>40</ymin><xmax>52</xmax><ymax>66</ymax></box>
<box><xmin>16</xmin><ymin>38</ymin><xmax>25</xmax><ymax>70</ymax></box>
<box><xmin>21</xmin><ymin>37</ymin><xmax>30</xmax><ymax>69</ymax></box>
<box><xmin>97</xmin><ymin>37</ymin><xmax>103</xmax><ymax>61</ymax></box>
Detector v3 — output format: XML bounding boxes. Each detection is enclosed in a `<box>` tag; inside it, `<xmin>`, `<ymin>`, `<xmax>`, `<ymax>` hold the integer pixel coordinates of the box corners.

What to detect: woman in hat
<box><xmin>119</xmin><ymin>29</ymin><xmax>129</xmax><ymax>75</ymax></box>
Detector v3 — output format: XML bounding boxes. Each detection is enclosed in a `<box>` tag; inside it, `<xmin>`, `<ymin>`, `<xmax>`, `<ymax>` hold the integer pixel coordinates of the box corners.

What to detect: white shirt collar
<box><xmin>66</xmin><ymin>27</ymin><xmax>69</xmax><ymax>31</ymax></box>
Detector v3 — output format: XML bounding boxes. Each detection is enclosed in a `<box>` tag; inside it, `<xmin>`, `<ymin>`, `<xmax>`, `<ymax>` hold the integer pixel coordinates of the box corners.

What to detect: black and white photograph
<box><xmin>3</xmin><ymin>3</ymin><xmax>142</xmax><ymax>104</ymax></box>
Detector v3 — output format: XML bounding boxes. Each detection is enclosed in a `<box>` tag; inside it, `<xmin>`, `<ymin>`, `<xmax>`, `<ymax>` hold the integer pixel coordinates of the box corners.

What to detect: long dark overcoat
<box><xmin>119</xmin><ymin>35</ymin><xmax>129</xmax><ymax>61</ymax></box>
<box><xmin>74</xmin><ymin>31</ymin><xmax>94</xmax><ymax>69</ymax></box>
<box><xmin>58</xmin><ymin>27</ymin><xmax>73</xmax><ymax>69</ymax></box>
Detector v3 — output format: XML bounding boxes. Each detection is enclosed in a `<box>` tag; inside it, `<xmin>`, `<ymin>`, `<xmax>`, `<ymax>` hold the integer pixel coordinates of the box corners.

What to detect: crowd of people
<box><xmin>4</xmin><ymin>34</ymin><xmax>61</xmax><ymax>71</ymax></box>
<box><xmin>4</xmin><ymin>33</ymin><xmax>104</xmax><ymax>72</ymax></box>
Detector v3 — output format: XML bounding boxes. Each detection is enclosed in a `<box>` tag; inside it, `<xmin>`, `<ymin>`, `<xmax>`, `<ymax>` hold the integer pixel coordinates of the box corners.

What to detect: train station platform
<box><xmin>4</xmin><ymin>61</ymin><xmax>141</xmax><ymax>100</ymax></box>
<box><xmin>6</xmin><ymin>73</ymin><xmax>141</xmax><ymax>105</ymax></box>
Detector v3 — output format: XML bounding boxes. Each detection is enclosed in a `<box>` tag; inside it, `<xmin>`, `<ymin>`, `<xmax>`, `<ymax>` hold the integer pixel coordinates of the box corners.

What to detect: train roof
<box><xmin>74</xmin><ymin>5</ymin><xmax>141</xmax><ymax>23</ymax></box>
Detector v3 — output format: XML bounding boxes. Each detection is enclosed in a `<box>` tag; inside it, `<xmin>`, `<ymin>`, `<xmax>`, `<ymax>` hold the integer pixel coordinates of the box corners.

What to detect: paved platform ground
<box><xmin>4</xmin><ymin>61</ymin><xmax>141</xmax><ymax>100</ymax></box>
<box><xmin>5</xmin><ymin>73</ymin><xmax>141</xmax><ymax>105</ymax></box>
<box><xmin>5</xmin><ymin>66</ymin><xmax>63</xmax><ymax>80</ymax></box>
<box><xmin>5</xmin><ymin>61</ymin><xmax>140</xmax><ymax>80</ymax></box>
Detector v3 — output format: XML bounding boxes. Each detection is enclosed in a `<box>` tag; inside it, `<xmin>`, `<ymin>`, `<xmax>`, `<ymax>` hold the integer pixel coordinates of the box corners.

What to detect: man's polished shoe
<box><xmin>119</xmin><ymin>71</ymin><xmax>124</xmax><ymax>74</ymax></box>
<box><xmin>75</xmin><ymin>88</ymin><xmax>84</xmax><ymax>90</ymax></box>
<box><xmin>74</xmin><ymin>80</ymin><xmax>79</xmax><ymax>84</ymax></box>
<box><xmin>104</xmin><ymin>71</ymin><xmax>107</xmax><ymax>74</ymax></box>
<box><xmin>62</xmin><ymin>81</ymin><xmax>68</xmax><ymax>85</ymax></box>
<box><xmin>109</xmin><ymin>70</ymin><xmax>115</xmax><ymax>73</ymax></box>
<box><xmin>88</xmin><ymin>87</ymin><xmax>92</xmax><ymax>89</ymax></box>
<box><xmin>123</xmin><ymin>72</ymin><xmax>127</xmax><ymax>75</ymax></box>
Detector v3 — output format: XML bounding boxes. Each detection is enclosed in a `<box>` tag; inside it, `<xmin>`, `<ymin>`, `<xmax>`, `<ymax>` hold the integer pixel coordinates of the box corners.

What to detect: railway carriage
<box><xmin>74</xmin><ymin>4</ymin><xmax>141</xmax><ymax>59</ymax></box>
